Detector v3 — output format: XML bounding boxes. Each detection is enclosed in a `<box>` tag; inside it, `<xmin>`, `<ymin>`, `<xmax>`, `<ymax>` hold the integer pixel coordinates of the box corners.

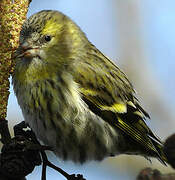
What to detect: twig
<box><xmin>41</xmin><ymin>151</ymin><xmax>70</xmax><ymax>180</ymax></box>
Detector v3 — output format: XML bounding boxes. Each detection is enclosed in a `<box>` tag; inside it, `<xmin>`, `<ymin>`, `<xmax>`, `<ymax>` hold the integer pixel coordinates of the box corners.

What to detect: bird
<box><xmin>12</xmin><ymin>10</ymin><xmax>167</xmax><ymax>164</ymax></box>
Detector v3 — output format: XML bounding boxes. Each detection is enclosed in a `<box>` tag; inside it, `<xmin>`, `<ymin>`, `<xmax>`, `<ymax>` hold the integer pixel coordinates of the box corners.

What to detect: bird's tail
<box><xmin>115</xmin><ymin>117</ymin><xmax>167</xmax><ymax>165</ymax></box>
<box><xmin>115</xmin><ymin>100</ymin><xmax>168</xmax><ymax>165</ymax></box>
<box><xmin>150</xmin><ymin>136</ymin><xmax>167</xmax><ymax>164</ymax></box>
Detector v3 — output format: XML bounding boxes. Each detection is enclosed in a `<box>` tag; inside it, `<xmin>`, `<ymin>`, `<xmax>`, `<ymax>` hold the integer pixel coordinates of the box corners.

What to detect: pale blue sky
<box><xmin>6</xmin><ymin>0</ymin><xmax>175</xmax><ymax>179</ymax></box>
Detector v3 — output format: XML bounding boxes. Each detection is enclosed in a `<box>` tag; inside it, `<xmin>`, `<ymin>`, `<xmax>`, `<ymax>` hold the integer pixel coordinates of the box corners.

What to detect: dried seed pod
<box><xmin>0</xmin><ymin>0</ymin><xmax>30</xmax><ymax>119</ymax></box>
<box><xmin>0</xmin><ymin>135</ymin><xmax>41</xmax><ymax>178</ymax></box>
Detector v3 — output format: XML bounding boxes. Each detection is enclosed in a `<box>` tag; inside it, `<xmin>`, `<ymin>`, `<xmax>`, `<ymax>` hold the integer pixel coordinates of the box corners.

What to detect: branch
<box><xmin>137</xmin><ymin>168</ymin><xmax>175</xmax><ymax>180</ymax></box>
<box><xmin>0</xmin><ymin>120</ymin><xmax>11</xmax><ymax>144</ymax></box>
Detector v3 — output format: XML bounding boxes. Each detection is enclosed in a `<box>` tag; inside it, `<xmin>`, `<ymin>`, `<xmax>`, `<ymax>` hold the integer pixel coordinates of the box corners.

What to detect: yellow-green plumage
<box><xmin>13</xmin><ymin>10</ymin><xmax>167</xmax><ymax>164</ymax></box>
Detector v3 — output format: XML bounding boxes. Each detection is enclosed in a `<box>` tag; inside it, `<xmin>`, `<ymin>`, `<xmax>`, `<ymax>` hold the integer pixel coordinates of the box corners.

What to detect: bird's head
<box><xmin>14</xmin><ymin>10</ymin><xmax>87</xmax><ymax>71</ymax></box>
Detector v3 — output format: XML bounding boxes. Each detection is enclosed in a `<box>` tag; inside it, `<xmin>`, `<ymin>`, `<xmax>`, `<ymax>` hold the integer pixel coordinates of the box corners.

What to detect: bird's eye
<box><xmin>44</xmin><ymin>35</ymin><xmax>51</xmax><ymax>42</ymax></box>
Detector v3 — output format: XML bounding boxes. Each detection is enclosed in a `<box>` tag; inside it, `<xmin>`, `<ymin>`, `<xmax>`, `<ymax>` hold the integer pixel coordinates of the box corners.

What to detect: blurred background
<box><xmin>6</xmin><ymin>0</ymin><xmax>175</xmax><ymax>179</ymax></box>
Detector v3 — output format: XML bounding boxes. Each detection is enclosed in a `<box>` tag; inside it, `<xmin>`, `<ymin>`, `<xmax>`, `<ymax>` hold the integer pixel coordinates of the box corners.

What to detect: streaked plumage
<box><xmin>12</xmin><ymin>10</ymin><xmax>167</xmax><ymax>164</ymax></box>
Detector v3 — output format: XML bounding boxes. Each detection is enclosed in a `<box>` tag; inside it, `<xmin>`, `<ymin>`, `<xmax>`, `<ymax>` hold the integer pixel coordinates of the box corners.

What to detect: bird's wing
<box><xmin>73</xmin><ymin>46</ymin><xmax>166</xmax><ymax>163</ymax></box>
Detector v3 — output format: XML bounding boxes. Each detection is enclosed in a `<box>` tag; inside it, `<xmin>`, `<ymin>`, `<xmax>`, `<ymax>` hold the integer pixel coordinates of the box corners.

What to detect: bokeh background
<box><xmin>6</xmin><ymin>0</ymin><xmax>175</xmax><ymax>179</ymax></box>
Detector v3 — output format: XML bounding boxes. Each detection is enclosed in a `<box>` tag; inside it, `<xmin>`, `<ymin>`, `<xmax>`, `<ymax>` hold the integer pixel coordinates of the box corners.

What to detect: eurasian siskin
<box><xmin>13</xmin><ymin>10</ymin><xmax>167</xmax><ymax>164</ymax></box>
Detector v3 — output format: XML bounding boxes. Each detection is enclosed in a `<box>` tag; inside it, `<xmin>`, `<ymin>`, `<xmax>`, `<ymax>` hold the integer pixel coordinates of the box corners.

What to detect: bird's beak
<box><xmin>14</xmin><ymin>42</ymin><xmax>39</xmax><ymax>59</ymax></box>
